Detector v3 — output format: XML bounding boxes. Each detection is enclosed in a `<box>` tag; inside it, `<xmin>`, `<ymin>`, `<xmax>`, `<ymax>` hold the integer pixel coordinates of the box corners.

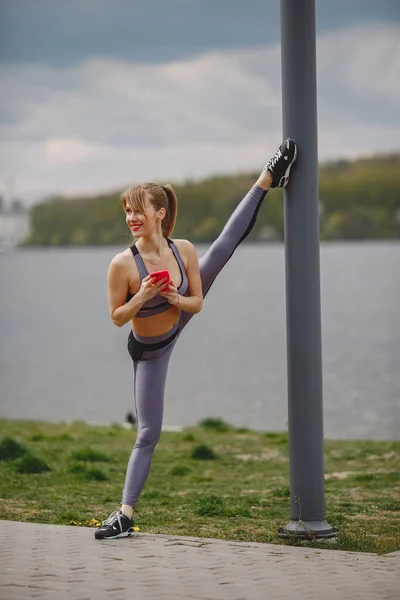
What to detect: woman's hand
<box><xmin>138</xmin><ymin>275</ymin><xmax>171</xmax><ymax>302</ymax></box>
<box><xmin>159</xmin><ymin>282</ymin><xmax>180</xmax><ymax>307</ymax></box>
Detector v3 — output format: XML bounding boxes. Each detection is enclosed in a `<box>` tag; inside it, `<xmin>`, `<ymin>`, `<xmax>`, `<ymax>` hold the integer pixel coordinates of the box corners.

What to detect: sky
<box><xmin>1</xmin><ymin>0</ymin><xmax>399</xmax><ymax>205</ymax></box>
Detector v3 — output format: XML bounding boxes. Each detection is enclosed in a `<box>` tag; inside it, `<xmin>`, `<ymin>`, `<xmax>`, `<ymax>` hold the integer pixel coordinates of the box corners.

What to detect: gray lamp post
<box><xmin>279</xmin><ymin>0</ymin><xmax>335</xmax><ymax>539</ymax></box>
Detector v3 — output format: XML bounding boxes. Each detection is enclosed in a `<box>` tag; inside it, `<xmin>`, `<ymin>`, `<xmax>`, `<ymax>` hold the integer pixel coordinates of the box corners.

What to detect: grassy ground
<box><xmin>0</xmin><ymin>418</ymin><xmax>399</xmax><ymax>554</ymax></box>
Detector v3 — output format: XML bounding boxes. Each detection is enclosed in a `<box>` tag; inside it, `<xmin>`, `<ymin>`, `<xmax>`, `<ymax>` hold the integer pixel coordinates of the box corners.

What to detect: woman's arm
<box><xmin>107</xmin><ymin>254</ymin><xmax>170</xmax><ymax>327</ymax></box>
<box><xmin>160</xmin><ymin>240</ymin><xmax>203</xmax><ymax>314</ymax></box>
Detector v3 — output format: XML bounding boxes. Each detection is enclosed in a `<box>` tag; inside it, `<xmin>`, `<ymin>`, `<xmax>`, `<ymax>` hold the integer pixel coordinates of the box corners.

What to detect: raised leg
<box><xmin>180</xmin><ymin>182</ymin><xmax>269</xmax><ymax>329</ymax></box>
<box><xmin>179</xmin><ymin>138</ymin><xmax>298</xmax><ymax>330</ymax></box>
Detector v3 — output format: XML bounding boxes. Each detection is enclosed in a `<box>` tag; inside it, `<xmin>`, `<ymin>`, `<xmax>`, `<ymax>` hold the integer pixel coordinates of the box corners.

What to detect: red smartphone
<box><xmin>149</xmin><ymin>270</ymin><xmax>171</xmax><ymax>291</ymax></box>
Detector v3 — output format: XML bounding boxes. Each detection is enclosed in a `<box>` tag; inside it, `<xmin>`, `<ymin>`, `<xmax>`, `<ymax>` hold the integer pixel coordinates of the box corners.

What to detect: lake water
<box><xmin>0</xmin><ymin>243</ymin><xmax>399</xmax><ymax>440</ymax></box>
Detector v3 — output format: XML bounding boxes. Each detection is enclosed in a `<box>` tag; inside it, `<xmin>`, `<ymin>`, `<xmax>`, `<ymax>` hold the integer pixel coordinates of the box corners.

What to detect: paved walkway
<box><xmin>0</xmin><ymin>520</ymin><xmax>399</xmax><ymax>600</ymax></box>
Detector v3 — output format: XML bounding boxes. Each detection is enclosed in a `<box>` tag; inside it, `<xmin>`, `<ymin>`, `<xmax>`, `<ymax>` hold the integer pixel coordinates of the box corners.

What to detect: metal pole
<box><xmin>279</xmin><ymin>0</ymin><xmax>335</xmax><ymax>539</ymax></box>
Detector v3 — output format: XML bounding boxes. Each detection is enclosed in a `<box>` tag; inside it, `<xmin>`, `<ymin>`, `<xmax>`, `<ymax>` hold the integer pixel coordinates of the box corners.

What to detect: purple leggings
<box><xmin>121</xmin><ymin>184</ymin><xmax>268</xmax><ymax>507</ymax></box>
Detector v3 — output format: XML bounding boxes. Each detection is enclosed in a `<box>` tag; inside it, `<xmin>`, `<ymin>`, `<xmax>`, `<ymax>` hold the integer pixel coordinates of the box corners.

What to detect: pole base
<box><xmin>277</xmin><ymin>519</ymin><xmax>337</xmax><ymax>540</ymax></box>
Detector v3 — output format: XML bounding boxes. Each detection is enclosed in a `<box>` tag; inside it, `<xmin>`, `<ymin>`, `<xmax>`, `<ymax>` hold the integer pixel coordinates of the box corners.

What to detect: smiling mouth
<box><xmin>130</xmin><ymin>224</ymin><xmax>142</xmax><ymax>232</ymax></box>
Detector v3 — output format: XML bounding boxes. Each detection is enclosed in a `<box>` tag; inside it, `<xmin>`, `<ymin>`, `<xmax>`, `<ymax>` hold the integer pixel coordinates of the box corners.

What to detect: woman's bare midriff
<box><xmin>131</xmin><ymin>305</ymin><xmax>181</xmax><ymax>337</ymax></box>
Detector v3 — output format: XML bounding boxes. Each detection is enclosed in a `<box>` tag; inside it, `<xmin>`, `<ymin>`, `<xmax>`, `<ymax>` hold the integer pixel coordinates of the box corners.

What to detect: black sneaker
<box><xmin>264</xmin><ymin>138</ymin><xmax>298</xmax><ymax>188</ymax></box>
<box><xmin>94</xmin><ymin>510</ymin><xmax>135</xmax><ymax>540</ymax></box>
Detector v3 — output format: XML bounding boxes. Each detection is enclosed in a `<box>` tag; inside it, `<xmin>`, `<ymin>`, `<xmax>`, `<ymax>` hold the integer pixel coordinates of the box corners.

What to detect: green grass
<box><xmin>199</xmin><ymin>418</ymin><xmax>234</xmax><ymax>433</ymax></box>
<box><xmin>15</xmin><ymin>454</ymin><xmax>51</xmax><ymax>474</ymax></box>
<box><xmin>0</xmin><ymin>419</ymin><xmax>399</xmax><ymax>554</ymax></box>
<box><xmin>191</xmin><ymin>444</ymin><xmax>217</xmax><ymax>460</ymax></box>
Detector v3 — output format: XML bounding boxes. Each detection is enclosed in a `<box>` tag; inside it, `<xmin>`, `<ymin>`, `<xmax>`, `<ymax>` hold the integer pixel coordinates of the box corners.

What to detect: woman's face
<box><xmin>125</xmin><ymin>194</ymin><xmax>165</xmax><ymax>237</ymax></box>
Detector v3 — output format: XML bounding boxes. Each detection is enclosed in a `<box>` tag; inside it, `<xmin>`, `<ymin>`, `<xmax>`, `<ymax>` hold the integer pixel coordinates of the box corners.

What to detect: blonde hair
<box><xmin>121</xmin><ymin>183</ymin><xmax>178</xmax><ymax>238</ymax></box>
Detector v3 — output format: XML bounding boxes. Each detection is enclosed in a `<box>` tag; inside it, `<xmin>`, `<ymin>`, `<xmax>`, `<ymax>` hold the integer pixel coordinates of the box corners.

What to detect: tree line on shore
<box><xmin>24</xmin><ymin>153</ymin><xmax>400</xmax><ymax>246</ymax></box>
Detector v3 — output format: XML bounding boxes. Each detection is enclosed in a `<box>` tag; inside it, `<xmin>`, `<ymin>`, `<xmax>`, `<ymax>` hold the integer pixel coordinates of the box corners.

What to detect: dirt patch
<box><xmin>236</xmin><ymin>450</ymin><xmax>282</xmax><ymax>462</ymax></box>
<box><xmin>346</xmin><ymin>514</ymin><xmax>393</xmax><ymax>521</ymax></box>
<box><xmin>325</xmin><ymin>471</ymin><xmax>354</xmax><ymax>480</ymax></box>
<box><xmin>325</xmin><ymin>468</ymin><xmax>399</xmax><ymax>480</ymax></box>
<box><xmin>369</xmin><ymin>452</ymin><xmax>398</xmax><ymax>460</ymax></box>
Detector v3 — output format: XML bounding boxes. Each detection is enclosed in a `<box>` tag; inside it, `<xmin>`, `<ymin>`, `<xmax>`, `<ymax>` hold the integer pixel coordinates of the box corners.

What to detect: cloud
<box><xmin>0</xmin><ymin>21</ymin><xmax>399</xmax><ymax>203</ymax></box>
<box><xmin>2</xmin><ymin>0</ymin><xmax>398</xmax><ymax>66</ymax></box>
<box><xmin>317</xmin><ymin>22</ymin><xmax>400</xmax><ymax>123</ymax></box>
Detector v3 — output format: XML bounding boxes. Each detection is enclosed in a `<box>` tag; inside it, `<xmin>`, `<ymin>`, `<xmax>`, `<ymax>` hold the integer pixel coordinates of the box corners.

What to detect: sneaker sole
<box><xmin>95</xmin><ymin>528</ymin><xmax>134</xmax><ymax>540</ymax></box>
<box><xmin>279</xmin><ymin>142</ymin><xmax>298</xmax><ymax>188</ymax></box>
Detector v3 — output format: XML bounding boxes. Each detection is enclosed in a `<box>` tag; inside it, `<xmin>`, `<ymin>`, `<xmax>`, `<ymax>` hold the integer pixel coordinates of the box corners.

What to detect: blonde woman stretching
<box><xmin>95</xmin><ymin>138</ymin><xmax>297</xmax><ymax>539</ymax></box>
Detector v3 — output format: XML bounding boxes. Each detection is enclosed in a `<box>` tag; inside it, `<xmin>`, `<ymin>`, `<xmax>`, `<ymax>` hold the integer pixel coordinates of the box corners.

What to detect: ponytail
<box><xmin>160</xmin><ymin>184</ymin><xmax>178</xmax><ymax>238</ymax></box>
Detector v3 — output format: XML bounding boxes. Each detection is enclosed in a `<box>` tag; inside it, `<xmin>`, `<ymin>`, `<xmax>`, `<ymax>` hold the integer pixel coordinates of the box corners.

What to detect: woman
<box><xmin>95</xmin><ymin>138</ymin><xmax>297</xmax><ymax>539</ymax></box>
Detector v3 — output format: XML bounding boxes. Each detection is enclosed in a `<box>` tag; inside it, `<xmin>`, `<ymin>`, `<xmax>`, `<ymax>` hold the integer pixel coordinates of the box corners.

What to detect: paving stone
<box><xmin>0</xmin><ymin>521</ymin><xmax>399</xmax><ymax>600</ymax></box>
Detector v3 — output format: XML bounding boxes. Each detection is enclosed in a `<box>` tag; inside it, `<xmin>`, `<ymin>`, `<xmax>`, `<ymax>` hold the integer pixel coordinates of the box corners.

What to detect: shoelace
<box><xmin>102</xmin><ymin>511</ymin><xmax>122</xmax><ymax>527</ymax></box>
<box><xmin>268</xmin><ymin>149</ymin><xmax>283</xmax><ymax>170</ymax></box>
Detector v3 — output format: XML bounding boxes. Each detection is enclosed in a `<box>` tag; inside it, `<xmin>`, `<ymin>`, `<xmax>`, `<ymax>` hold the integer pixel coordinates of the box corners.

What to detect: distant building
<box><xmin>10</xmin><ymin>199</ymin><xmax>25</xmax><ymax>214</ymax></box>
<box><xmin>0</xmin><ymin>200</ymin><xmax>31</xmax><ymax>249</ymax></box>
